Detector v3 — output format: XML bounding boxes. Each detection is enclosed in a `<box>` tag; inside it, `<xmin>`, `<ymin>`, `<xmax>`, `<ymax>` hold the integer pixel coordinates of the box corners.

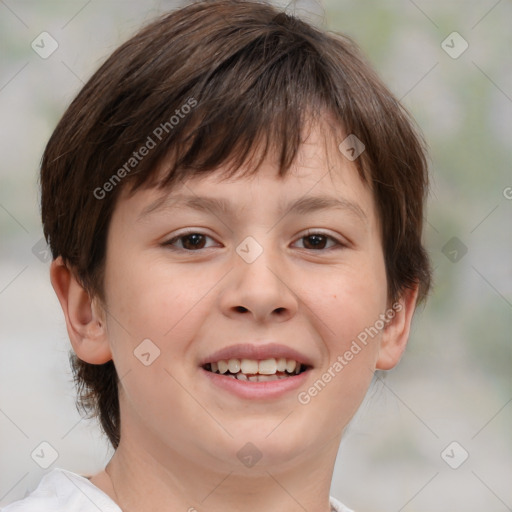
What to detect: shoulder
<box><xmin>330</xmin><ymin>495</ymin><xmax>356</xmax><ymax>512</ymax></box>
<box><xmin>0</xmin><ymin>468</ymin><xmax>121</xmax><ymax>512</ymax></box>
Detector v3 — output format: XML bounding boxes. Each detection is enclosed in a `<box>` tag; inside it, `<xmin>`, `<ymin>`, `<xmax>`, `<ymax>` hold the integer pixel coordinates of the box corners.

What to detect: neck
<box><xmin>103</xmin><ymin>424</ymin><xmax>341</xmax><ymax>512</ymax></box>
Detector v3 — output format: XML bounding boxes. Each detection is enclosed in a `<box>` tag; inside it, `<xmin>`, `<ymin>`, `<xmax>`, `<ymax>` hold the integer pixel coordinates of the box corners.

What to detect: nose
<box><xmin>220</xmin><ymin>241</ymin><xmax>299</xmax><ymax>324</ymax></box>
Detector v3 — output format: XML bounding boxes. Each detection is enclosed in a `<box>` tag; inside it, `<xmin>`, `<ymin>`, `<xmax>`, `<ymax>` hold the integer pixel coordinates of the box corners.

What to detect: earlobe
<box><xmin>375</xmin><ymin>284</ymin><xmax>419</xmax><ymax>371</ymax></box>
<box><xmin>50</xmin><ymin>256</ymin><xmax>112</xmax><ymax>364</ymax></box>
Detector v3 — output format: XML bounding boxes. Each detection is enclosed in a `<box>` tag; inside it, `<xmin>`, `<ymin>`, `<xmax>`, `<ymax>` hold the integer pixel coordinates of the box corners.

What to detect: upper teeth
<box><xmin>210</xmin><ymin>358</ymin><xmax>302</xmax><ymax>375</ymax></box>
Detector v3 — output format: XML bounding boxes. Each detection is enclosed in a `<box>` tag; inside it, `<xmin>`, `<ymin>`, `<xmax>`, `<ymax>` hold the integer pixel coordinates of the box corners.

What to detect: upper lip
<box><xmin>199</xmin><ymin>343</ymin><xmax>314</xmax><ymax>367</ymax></box>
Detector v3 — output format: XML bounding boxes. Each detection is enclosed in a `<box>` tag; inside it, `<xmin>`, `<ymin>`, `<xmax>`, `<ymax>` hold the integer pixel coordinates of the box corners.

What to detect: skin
<box><xmin>50</xmin><ymin>121</ymin><xmax>418</xmax><ymax>512</ymax></box>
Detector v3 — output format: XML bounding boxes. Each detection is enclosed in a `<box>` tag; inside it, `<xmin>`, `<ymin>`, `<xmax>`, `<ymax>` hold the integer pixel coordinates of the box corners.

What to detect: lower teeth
<box><xmin>216</xmin><ymin>370</ymin><xmax>299</xmax><ymax>382</ymax></box>
<box><xmin>205</xmin><ymin>363</ymin><xmax>306</xmax><ymax>382</ymax></box>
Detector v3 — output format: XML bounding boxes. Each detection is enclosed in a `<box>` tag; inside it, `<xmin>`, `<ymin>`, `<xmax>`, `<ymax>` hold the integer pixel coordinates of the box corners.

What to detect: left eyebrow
<box><xmin>136</xmin><ymin>193</ymin><xmax>368</xmax><ymax>224</ymax></box>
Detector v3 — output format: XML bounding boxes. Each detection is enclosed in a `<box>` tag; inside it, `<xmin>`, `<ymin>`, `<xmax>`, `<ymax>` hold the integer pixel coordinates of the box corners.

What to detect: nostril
<box><xmin>235</xmin><ymin>306</ymin><xmax>248</xmax><ymax>313</ymax></box>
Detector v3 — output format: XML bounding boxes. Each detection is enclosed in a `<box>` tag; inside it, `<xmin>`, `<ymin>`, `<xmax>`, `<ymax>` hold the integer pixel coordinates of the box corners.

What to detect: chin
<box><xmin>226</xmin><ymin>425</ymin><xmax>316</xmax><ymax>470</ymax></box>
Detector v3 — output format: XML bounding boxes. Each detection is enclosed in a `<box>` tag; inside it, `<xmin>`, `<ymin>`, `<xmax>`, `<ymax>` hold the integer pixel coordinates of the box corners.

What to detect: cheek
<box><xmin>101</xmin><ymin>251</ymin><xmax>209</xmax><ymax>409</ymax></box>
<box><xmin>303</xmin><ymin>283</ymin><xmax>385</xmax><ymax>430</ymax></box>
<box><xmin>316</xmin><ymin>259</ymin><xmax>387</xmax><ymax>412</ymax></box>
<box><xmin>314</xmin><ymin>261</ymin><xmax>387</xmax><ymax>347</ymax></box>
<box><xmin>103</xmin><ymin>246</ymin><xmax>214</xmax><ymax>358</ymax></box>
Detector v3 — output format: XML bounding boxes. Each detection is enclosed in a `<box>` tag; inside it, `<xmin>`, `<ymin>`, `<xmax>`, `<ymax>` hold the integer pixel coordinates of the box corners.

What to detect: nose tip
<box><xmin>223</xmin><ymin>256</ymin><xmax>298</xmax><ymax>323</ymax></box>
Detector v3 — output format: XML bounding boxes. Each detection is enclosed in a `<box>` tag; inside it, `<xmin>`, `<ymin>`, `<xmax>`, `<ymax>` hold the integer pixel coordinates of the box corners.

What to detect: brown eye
<box><xmin>164</xmin><ymin>232</ymin><xmax>217</xmax><ymax>251</ymax></box>
<box><xmin>302</xmin><ymin>234</ymin><xmax>329</xmax><ymax>250</ymax></box>
<box><xmin>294</xmin><ymin>232</ymin><xmax>342</xmax><ymax>251</ymax></box>
<box><xmin>180</xmin><ymin>234</ymin><xmax>207</xmax><ymax>250</ymax></box>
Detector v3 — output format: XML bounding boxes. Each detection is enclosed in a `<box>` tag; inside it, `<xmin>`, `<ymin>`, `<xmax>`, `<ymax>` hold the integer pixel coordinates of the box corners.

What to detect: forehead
<box><xmin>119</xmin><ymin>120</ymin><xmax>376</xmax><ymax>226</ymax></box>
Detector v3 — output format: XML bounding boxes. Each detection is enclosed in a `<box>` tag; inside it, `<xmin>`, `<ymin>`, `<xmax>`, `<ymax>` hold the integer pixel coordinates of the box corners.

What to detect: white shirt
<box><xmin>0</xmin><ymin>467</ymin><xmax>354</xmax><ymax>512</ymax></box>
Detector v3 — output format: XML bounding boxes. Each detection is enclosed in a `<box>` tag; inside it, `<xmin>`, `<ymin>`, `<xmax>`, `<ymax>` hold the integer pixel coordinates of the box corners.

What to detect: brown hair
<box><xmin>41</xmin><ymin>0</ymin><xmax>432</xmax><ymax>449</ymax></box>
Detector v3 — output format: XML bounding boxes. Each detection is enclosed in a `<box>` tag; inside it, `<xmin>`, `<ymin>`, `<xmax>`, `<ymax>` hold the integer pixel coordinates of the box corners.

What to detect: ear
<box><xmin>50</xmin><ymin>256</ymin><xmax>112</xmax><ymax>364</ymax></box>
<box><xmin>375</xmin><ymin>284</ymin><xmax>419</xmax><ymax>370</ymax></box>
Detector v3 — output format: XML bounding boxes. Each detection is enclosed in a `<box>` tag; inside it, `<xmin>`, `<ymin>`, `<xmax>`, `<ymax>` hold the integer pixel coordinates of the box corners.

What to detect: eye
<box><xmin>162</xmin><ymin>231</ymin><xmax>218</xmax><ymax>251</ymax></box>
<box><xmin>293</xmin><ymin>231</ymin><xmax>344</xmax><ymax>251</ymax></box>
<box><xmin>162</xmin><ymin>230</ymin><xmax>345</xmax><ymax>252</ymax></box>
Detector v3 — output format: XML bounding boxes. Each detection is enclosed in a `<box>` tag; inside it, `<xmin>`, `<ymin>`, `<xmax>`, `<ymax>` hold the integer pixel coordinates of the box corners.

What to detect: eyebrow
<box><xmin>137</xmin><ymin>193</ymin><xmax>367</xmax><ymax>224</ymax></box>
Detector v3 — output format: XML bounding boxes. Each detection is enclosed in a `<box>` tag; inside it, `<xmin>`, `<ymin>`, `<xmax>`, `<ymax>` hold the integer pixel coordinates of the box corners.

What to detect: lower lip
<box><xmin>200</xmin><ymin>368</ymin><xmax>310</xmax><ymax>400</ymax></box>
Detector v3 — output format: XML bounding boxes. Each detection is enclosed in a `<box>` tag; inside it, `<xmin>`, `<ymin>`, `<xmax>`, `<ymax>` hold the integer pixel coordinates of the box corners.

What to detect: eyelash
<box><xmin>162</xmin><ymin>229</ymin><xmax>346</xmax><ymax>252</ymax></box>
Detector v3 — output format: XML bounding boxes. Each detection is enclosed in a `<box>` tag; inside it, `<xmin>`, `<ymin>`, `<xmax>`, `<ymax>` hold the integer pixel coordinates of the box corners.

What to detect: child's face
<box><xmin>91</xmin><ymin>123</ymin><xmax>412</xmax><ymax>470</ymax></box>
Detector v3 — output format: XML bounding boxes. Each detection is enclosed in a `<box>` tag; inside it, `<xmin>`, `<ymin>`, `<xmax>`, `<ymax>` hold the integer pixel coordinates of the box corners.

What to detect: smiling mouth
<box><xmin>202</xmin><ymin>357</ymin><xmax>310</xmax><ymax>382</ymax></box>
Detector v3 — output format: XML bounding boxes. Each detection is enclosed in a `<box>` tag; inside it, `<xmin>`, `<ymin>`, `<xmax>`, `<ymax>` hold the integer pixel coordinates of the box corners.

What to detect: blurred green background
<box><xmin>0</xmin><ymin>1</ymin><xmax>511</xmax><ymax>511</ymax></box>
